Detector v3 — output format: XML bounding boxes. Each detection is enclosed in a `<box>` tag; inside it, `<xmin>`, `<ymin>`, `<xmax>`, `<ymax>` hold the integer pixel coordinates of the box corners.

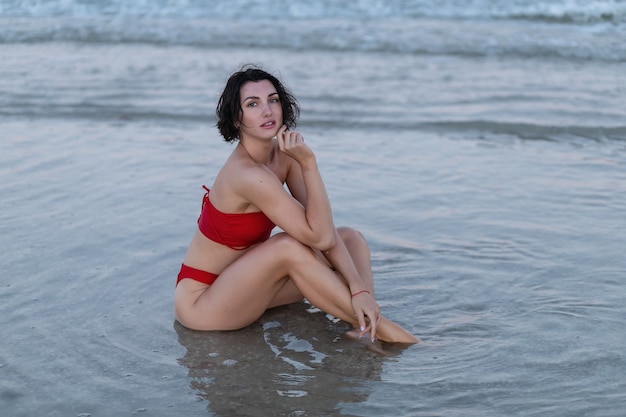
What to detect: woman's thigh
<box><xmin>175</xmin><ymin>233</ymin><xmax>311</xmax><ymax>331</ymax></box>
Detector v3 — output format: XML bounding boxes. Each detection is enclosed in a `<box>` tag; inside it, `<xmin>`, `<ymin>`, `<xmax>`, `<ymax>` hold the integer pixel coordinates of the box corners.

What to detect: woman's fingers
<box><xmin>355</xmin><ymin>309</ymin><xmax>367</xmax><ymax>336</ymax></box>
<box><xmin>276</xmin><ymin>125</ymin><xmax>288</xmax><ymax>151</ymax></box>
<box><xmin>353</xmin><ymin>296</ymin><xmax>381</xmax><ymax>342</ymax></box>
<box><xmin>283</xmin><ymin>130</ymin><xmax>303</xmax><ymax>149</ymax></box>
<box><xmin>368</xmin><ymin>309</ymin><xmax>379</xmax><ymax>342</ymax></box>
<box><xmin>278</xmin><ymin>128</ymin><xmax>311</xmax><ymax>163</ymax></box>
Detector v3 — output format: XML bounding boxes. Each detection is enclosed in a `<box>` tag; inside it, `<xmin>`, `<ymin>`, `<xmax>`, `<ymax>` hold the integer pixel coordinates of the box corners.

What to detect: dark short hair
<box><xmin>216</xmin><ymin>65</ymin><xmax>300</xmax><ymax>143</ymax></box>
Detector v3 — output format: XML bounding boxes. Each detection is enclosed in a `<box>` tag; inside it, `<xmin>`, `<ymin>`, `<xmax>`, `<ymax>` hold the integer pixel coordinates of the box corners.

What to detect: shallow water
<box><xmin>2</xmin><ymin>1</ymin><xmax>626</xmax><ymax>416</ymax></box>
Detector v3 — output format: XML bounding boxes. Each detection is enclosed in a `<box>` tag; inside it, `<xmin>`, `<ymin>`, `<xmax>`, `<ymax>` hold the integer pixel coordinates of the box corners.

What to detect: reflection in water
<box><xmin>175</xmin><ymin>302</ymin><xmax>388</xmax><ymax>416</ymax></box>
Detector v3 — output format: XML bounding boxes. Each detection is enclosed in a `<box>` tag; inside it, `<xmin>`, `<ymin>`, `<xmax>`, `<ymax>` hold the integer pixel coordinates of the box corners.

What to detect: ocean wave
<box><xmin>0</xmin><ymin>103</ymin><xmax>210</xmax><ymax>124</ymax></box>
<box><xmin>1</xmin><ymin>0</ymin><xmax>625</xmax><ymax>24</ymax></box>
<box><xmin>3</xmin><ymin>97</ymin><xmax>623</xmax><ymax>144</ymax></box>
<box><xmin>415</xmin><ymin>121</ymin><xmax>626</xmax><ymax>143</ymax></box>
<box><xmin>2</xmin><ymin>16</ymin><xmax>625</xmax><ymax>62</ymax></box>
<box><xmin>421</xmin><ymin>1</ymin><xmax>626</xmax><ymax>25</ymax></box>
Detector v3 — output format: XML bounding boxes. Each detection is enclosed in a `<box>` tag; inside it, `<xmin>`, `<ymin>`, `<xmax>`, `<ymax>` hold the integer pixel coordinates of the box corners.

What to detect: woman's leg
<box><xmin>337</xmin><ymin>226</ymin><xmax>375</xmax><ymax>295</ymax></box>
<box><xmin>267</xmin><ymin>228</ymin><xmax>374</xmax><ymax>311</ymax></box>
<box><xmin>267</xmin><ymin>278</ymin><xmax>303</xmax><ymax>308</ymax></box>
<box><xmin>175</xmin><ymin>233</ymin><xmax>418</xmax><ymax>343</ymax></box>
<box><xmin>306</xmin><ymin>228</ymin><xmax>419</xmax><ymax>343</ymax></box>
<box><xmin>335</xmin><ymin>227</ymin><xmax>421</xmax><ymax>345</ymax></box>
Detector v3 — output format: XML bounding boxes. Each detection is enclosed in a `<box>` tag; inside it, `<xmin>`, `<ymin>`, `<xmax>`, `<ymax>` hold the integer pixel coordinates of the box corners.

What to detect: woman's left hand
<box><xmin>351</xmin><ymin>291</ymin><xmax>381</xmax><ymax>342</ymax></box>
<box><xmin>276</xmin><ymin>125</ymin><xmax>315</xmax><ymax>166</ymax></box>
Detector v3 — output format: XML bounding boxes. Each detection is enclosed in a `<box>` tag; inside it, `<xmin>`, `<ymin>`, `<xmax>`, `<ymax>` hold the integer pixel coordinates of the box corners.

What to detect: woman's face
<box><xmin>237</xmin><ymin>79</ymin><xmax>283</xmax><ymax>140</ymax></box>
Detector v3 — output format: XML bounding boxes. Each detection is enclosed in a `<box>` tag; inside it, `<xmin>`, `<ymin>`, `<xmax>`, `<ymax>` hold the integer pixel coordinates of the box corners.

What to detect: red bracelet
<box><xmin>351</xmin><ymin>290</ymin><xmax>370</xmax><ymax>298</ymax></box>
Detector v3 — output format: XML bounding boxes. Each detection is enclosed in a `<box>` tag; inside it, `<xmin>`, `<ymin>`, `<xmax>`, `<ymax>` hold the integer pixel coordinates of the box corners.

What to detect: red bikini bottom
<box><xmin>176</xmin><ymin>263</ymin><xmax>219</xmax><ymax>286</ymax></box>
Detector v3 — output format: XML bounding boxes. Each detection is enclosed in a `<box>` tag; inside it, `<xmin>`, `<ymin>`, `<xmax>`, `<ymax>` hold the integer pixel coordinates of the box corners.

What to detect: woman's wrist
<box><xmin>298</xmin><ymin>155</ymin><xmax>318</xmax><ymax>171</ymax></box>
<box><xmin>351</xmin><ymin>289</ymin><xmax>370</xmax><ymax>298</ymax></box>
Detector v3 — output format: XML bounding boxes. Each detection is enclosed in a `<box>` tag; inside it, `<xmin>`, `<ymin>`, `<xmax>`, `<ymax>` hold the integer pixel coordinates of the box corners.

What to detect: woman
<box><xmin>174</xmin><ymin>65</ymin><xmax>418</xmax><ymax>344</ymax></box>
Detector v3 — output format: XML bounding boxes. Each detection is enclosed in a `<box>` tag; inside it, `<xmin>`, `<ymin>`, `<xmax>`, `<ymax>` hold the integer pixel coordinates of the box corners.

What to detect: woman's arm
<box><xmin>285</xmin><ymin>142</ymin><xmax>380</xmax><ymax>337</ymax></box>
<box><xmin>321</xmin><ymin>231</ymin><xmax>380</xmax><ymax>337</ymax></box>
<box><xmin>292</xmin><ymin>155</ymin><xmax>336</xmax><ymax>249</ymax></box>
<box><xmin>282</xmin><ymin>131</ymin><xmax>370</xmax><ymax>289</ymax></box>
<box><xmin>237</xmin><ymin>128</ymin><xmax>335</xmax><ymax>249</ymax></box>
<box><xmin>321</xmin><ymin>230</ymin><xmax>374</xmax><ymax>294</ymax></box>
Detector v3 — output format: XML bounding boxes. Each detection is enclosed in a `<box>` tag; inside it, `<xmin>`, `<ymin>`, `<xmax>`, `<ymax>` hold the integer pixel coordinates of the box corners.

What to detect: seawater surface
<box><xmin>1</xmin><ymin>1</ymin><xmax>626</xmax><ymax>416</ymax></box>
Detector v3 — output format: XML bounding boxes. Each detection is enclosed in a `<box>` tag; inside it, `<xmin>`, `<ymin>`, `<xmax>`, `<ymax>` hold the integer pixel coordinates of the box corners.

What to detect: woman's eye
<box><xmin>270</xmin><ymin>98</ymin><xmax>279</xmax><ymax>103</ymax></box>
<box><xmin>247</xmin><ymin>102</ymin><xmax>257</xmax><ymax>107</ymax></box>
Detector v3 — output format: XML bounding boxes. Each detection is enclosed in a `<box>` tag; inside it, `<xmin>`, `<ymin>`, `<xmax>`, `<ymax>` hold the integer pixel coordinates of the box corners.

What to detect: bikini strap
<box><xmin>199</xmin><ymin>185</ymin><xmax>211</xmax><ymax>217</ymax></box>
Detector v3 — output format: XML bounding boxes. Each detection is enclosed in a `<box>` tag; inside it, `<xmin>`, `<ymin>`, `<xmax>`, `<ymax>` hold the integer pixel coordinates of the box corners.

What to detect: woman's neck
<box><xmin>238</xmin><ymin>138</ymin><xmax>274</xmax><ymax>165</ymax></box>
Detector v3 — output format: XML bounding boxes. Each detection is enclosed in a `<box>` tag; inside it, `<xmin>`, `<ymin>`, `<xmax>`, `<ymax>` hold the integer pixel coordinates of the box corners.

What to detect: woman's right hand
<box><xmin>351</xmin><ymin>291</ymin><xmax>381</xmax><ymax>342</ymax></box>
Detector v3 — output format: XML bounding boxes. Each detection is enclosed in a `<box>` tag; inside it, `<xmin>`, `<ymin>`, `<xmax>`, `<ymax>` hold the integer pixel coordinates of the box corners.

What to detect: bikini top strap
<box><xmin>200</xmin><ymin>185</ymin><xmax>211</xmax><ymax>214</ymax></box>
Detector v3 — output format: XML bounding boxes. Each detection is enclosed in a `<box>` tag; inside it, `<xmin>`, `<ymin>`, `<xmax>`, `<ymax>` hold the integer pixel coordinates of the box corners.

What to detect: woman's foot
<box><xmin>344</xmin><ymin>329</ymin><xmax>389</xmax><ymax>355</ymax></box>
<box><xmin>375</xmin><ymin>318</ymin><xmax>420</xmax><ymax>344</ymax></box>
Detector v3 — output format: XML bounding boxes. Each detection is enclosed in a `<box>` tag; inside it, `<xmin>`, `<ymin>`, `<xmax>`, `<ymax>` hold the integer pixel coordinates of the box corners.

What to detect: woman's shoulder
<box><xmin>221</xmin><ymin>157</ymin><xmax>280</xmax><ymax>193</ymax></box>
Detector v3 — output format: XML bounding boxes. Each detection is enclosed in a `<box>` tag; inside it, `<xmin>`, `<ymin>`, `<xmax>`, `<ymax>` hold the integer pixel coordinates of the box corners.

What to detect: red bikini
<box><xmin>176</xmin><ymin>186</ymin><xmax>276</xmax><ymax>286</ymax></box>
<box><xmin>177</xmin><ymin>264</ymin><xmax>219</xmax><ymax>286</ymax></box>
<box><xmin>198</xmin><ymin>186</ymin><xmax>275</xmax><ymax>250</ymax></box>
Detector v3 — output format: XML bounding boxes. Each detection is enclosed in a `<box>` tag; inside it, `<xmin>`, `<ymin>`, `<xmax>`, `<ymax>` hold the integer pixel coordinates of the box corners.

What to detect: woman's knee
<box><xmin>269</xmin><ymin>232</ymin><xmax>319</xmax><ymax>265</ymax></box>
<box><xmin>337</xmin><ymin>226</ymin><xmax>365</xmax><ymax>245</ymax></box>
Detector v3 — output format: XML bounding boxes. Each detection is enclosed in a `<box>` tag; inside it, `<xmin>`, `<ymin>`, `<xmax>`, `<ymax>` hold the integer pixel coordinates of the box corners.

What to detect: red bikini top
<box><xmin>197</xmin><ymin>186</ymin><xmax>275</xmax><ymax>250</ymax></box>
